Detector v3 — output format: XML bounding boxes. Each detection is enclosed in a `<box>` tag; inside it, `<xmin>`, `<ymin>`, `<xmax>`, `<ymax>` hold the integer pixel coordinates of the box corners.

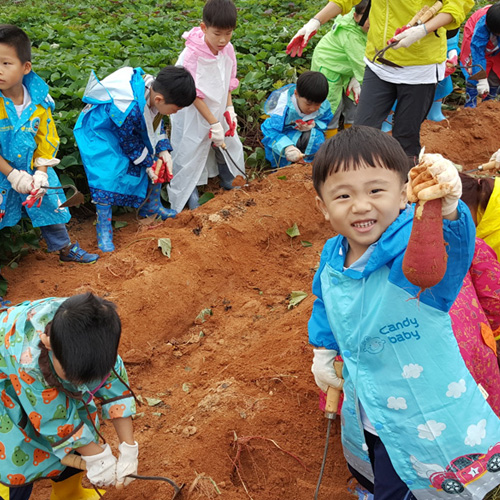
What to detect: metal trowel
<box><xmin>42</xmin><ymin>184</ymin><xmax>85</xmax><ymax>208</ymax></box>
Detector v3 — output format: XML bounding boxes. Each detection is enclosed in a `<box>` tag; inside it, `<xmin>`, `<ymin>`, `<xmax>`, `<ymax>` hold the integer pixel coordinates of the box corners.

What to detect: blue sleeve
<box><xmin>470</xmin><ymin>16</ymin><xmax>490</xmax><ymax>78</ymax></box>
<box><xmin>261</xmin><ymin>111</ymin><xmax>294</xmax><ymax>156</ymax></box>
<box><xmin>314</xmin><ymin>101</ymin><xmax>334</xmax><ymax>131</ymax></box>
<box><xmin>116</xmin><ymin>103</ymin><xmax>154</xmax><ymax>168</ymax></box>
<box><xmin>308</xmin><ymin>239</ymin><xmax>340</xmax><ymax>350</ymax></box>
<box><xmin>155</xmin><ymin>137</ymin><xmax>172</xmax><ymax>155</ymax></box>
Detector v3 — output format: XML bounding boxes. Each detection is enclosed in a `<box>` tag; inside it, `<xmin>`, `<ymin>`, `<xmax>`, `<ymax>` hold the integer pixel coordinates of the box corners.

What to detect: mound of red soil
<box><xmin>7</xmin><ymin>101</ymin><xmax>499</xmax><ymax>500</ymax></box>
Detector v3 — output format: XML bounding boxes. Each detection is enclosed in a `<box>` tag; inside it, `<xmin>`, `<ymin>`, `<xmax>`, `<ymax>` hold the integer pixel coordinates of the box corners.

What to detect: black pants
<box><xmin>348</xmin><ymin>432</ymin><xmax>417</xmax><ymax>500</ymax></box>
<box><xmin>355</xmin><ymin>66</ymin><xmax>436</xmax><ymax>160</ymax></box>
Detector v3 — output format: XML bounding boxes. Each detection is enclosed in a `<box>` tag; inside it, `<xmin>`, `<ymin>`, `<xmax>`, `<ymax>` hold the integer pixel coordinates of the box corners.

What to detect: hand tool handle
<box><xmin>417</xmin><ymin>1</ymin><xmax>443</xmax><ymax>25</ymax></box>
<box><xmin>154</xmin><ymin>157</ymin><xmax>163</xmax><ymax>177</ymax></box>
<box><xmin>61</xmin><ymin>453</ymin><xmax>87</xmax><ymax>470</ymax></box>
<box><xmin>407</xmin><ymin>6</ymin><xmax>429</xmax><ymax>27</ymax></box>
<box><xmin>325</xmin><ymin>360</ymin><xmax>344</xmax><ymax>417</ymax></box>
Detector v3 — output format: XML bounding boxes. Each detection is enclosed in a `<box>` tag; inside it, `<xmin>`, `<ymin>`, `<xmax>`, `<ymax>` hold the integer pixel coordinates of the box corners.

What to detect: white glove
<box><xmin>31</xmin><ymin>170</ymin><xmax>49</xmax><ymax>198</ymax></box>
<box><xmin>346</xmin><ymin>77</ymin><xmax>361</xmax><ymax>104</ymax></box>
<box><xmin>286</xmin><ymin>18</ymin><xmax>321</xmax><ymax>57</ymax></box>
<box><xmin>159</xmin><ymin>150</ymin><xmax>173</xmax><ymax>177</ymax></box>
<box><xmin>7</xmin><ymin>169</ymin><xmax>34</xmax><ymax>194</ymax></box>
<box><xmin>490</xmin><ymin>149</ymin><xmax>500</xmax><ymax>169</ymax></box>
<box><xmin>477</xmin><ymin>78</ymin><xmax>490</xmax><ymax>97</ymax></box>
<box><xmin>284</xmin><ymin>145</ymin><xmax>302</xmax><ymax>162</ymax></box>
<box><xmin>417</xmin><ymin>153</ymin><xmax>462</xmax><ymax>216</ymax></box>
<box><xmin>81</xmin><ymin>444</ymin><xmax>117</xmax><ymax>487</ymax></box>
<box><xmin>209</xmin><ymin>121</ymin><xmax>225</xmax><ymax>147</ymax></box>
<box><xmin>116</xmin><ymin>441</ymin><xmax>139</xmax><ymax>487</ymax></box>
<box><xmin>311</xmin><ymin>349</ymin><xmax>343</xmax><ymax>393</ymax></box>
<box><xmin>146</xmin><ymin>165</ymin><xmax>159</xmax><ymax>183</ymax></box>
<box><xmin>391</xmin><ymin>25</ymin><xmax>428</xmax><ymax>49</ymax></box>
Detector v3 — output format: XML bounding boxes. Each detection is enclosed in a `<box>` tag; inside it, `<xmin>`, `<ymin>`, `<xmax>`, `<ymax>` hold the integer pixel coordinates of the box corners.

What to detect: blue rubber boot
<box><xmin>95</xmin><ymin>204</ymin><xmax>115</xmax><ymax>252</ymax></box>
<box><xmin>484</xmin><ymin>85</ymin><xmax>499</xmax><ymax>102</ymax></box>
<box><xmin>381</xmin><ymin>112</ymin><xmax>393</xmax><ymax>133</ymax></box>
<box><xmin>465</xmin><ymin>85</ymin><xmax>478</xmax><ymax>108</ymax></box>
<box><xmin>138</xmin><ymin>184</ymin><xmax>176</xmax><ymax>220</ymax></box>
<box><xmin>426</xmin><ymin>100</ymin><xmax>446</xmax><ymax>121</ymax></box>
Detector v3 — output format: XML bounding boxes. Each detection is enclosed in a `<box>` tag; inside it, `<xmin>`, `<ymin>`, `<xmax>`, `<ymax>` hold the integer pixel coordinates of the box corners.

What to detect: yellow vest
<box><xmin>477</xmin><ymin>177</ymin><xmax>500</xmax><ymax>261</ymax></box>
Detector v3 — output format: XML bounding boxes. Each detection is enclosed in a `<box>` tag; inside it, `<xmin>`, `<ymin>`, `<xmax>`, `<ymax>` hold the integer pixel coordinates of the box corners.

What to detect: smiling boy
<box><xmin>308</xmin><ymin>126</ymin><xmax>500</xmax><ymax>499</ymax></box>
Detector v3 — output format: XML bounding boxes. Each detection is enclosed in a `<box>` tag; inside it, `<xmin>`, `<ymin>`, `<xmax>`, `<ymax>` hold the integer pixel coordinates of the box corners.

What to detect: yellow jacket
<box><xmin>332</xmin><ymin>0</ymin><xmax>474</xmax><ymax>67</ymax></box>
<box><xmin>477</xmin><ymin>177</ymin><xmax>500</xmax><ymax>261</ymax></box>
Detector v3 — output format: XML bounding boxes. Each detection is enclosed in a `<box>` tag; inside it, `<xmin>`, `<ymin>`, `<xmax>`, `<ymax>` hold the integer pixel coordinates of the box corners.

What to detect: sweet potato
<box><xmin>403</xmin><ymin>198</ymin><xmax>447</xmax><ymax>291</ymax></box>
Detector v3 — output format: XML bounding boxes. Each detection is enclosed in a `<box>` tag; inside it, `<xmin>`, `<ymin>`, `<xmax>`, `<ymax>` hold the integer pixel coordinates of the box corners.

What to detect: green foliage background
<box><xmin>0</xmin><ymin>0</ymin><xmax>492</xmax><ymax>289</ymax></box>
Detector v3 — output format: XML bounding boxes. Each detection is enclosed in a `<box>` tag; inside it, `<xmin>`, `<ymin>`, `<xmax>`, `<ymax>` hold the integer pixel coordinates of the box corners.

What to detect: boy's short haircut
<box><xmin>50</xmin><ymin>293</ymin><xmax>121</xmax><ymax>384</ymax></box>
<box><xmin>486</xmin><ymin>3</ymin><xmax>500</xmax><ymax>35</ymax></box>
<box><xmin>203</xmin><ymin>0</ymin><xmax>237</xmax><ymax>29</ymax></box>
<box><xmin>355</xmin><ymin>0</ymin><xmax>370</xmax><ymax>15</ymax></box>
<box><xmin>0</xmin><ymin>24</ymin><xmax>31</xmax><ymax>63</ymax></box>
<box><xmin>313</xmin><ymin>126</ymin><xmax>410</xmax><ymax>197</ymax></box>
<box><xmin>296</xmin><ymin>71</ymin><xmax>329</xmax><ymax>104</ymax></box>
<box><xmin>153</xmin><ymin>66</ymin><xmax>196</xmax><ymax>108</ymax></box>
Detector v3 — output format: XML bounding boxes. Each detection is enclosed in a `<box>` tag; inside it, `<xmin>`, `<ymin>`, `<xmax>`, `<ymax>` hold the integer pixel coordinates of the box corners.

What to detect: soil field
<box><xmin>5</xmin><ymin>102</ymin><xmax>500</xmax><ymax>500</ymax></box>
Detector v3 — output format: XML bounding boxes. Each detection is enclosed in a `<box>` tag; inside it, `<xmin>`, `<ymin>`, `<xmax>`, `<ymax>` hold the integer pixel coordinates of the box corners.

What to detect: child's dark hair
<box><xmin>153</xmin><ymin>66</ymin><xmax>196</xmax><ymax>108</ymax></box>
<box><xmin>296</xmin><ymin>71</ymin><xmax>329</xmax><ymax>104</ymax></box>
<box><xmin>313</xmin><ymin>126</ymin><xmax>409</xmax><ymax>197</ymax></box>
<box><xmin>459</xmin><ymin>172</ymin><xmax>494</xmax><ymax>220</ymax></box>
<box><xmin>486</xmin><ymin>3</ymin><xmax>500</xmax><ymax>35</ymax></box>
<box><xmin>355</xmin><ymin>0</ymin><xmax>370</xmax><ymax>15</ymax></box>
<box><xmin>50</xmin><ymin>293</ymin><xmax>121</xmax><ymax>384</ymax></box>
<box><xmin>203</xmin><ymin>0</ymin><xmax>237</xmax><ymax>29</ymax></box>
<box><xmin>0</xmin><ymin>24</ymin><xmax>31</xmax><ymax>63</ymax></box>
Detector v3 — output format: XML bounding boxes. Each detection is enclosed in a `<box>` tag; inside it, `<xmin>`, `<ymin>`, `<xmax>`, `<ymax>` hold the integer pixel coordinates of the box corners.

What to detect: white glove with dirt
<box><xmin>346</xmin><ymin>77</ymin><xmax>361</xmax><ymax>104</ymax></box>
<box><xmin>116</xmin><ymin>441</ymin><xmax>139</xmax><ymax>487</ymax></box>
<box><xmin>311</xmin><ymin>349</ymin><xmax>343</xmax><ymax>393</ymax></box>
<box><xmin>285</xmin><ymin>145</ymin><xmax>302</xmax><ymax>163</ymax></box>
<box><xmin>490</xmin><ymin>148</ymin><xmax>500</xmax><ymax>169</ymax></box>
<box><xmin>159</xmin><ymin>150</ymin><xmax>173</xmax><ymax>177</ymax></box>
<box><xmin>417</xmin><ymin>153</ymin><xmax>462</xmax><ymax>216</ymax></box>
<box><xmin>477</xmin><ymin>78</ymin><xmax>490</xmax><ymax>97</ymax></box>
<box><xmin>81</xmin><ymin>444</ymin><xmax>117</xmax><ymax>487</ymax></box>
<box><xmin>146</xmin><ymin>165</ymin><xmax>159</xmax><ymax>183</ymax></box>
<box><xmin>391</xmin><ymin>25</ymin><xmax>427</xmax><ymax>49</ymax></box>
<box><xmin>31</xmin><ymin>170</ymin><xmax>49</xmax><ymax>198</ymax></box>
<box><xmin>7</xmin><ymin>169</ymin><xmax>34</xmax><ymax>194</ymax></box>
<box><xmin>209</xmin><ymin>121</ymin><xmax>225</xmax><ymax>147</ymax></box>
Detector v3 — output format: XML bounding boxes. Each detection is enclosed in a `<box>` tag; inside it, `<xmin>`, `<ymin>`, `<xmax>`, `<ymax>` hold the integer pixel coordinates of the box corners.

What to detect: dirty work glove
<box><xmin>294</xmin><ymin>119</ymin><xmax>315</xmax><ymax>132</ymax></box>
<box><xmin>445</xmin><ymin>49</ymin><xmax>458</xmax><ymax>78</ymax></box>
<box><xmin>116</xmin><ymin>441</ymin><xmax>139</xmax><ymax>488</ymax></box>
<box><xmin>346</xmin><ymin>77</ymin><xmax>361</xmax><ymax>104</ymax></box>
<box><xmin>209</xmin><ymin>121</ymin><xmax>225</xmax><ymax>147</ymax></box>
<box><xmin>224</xmin><ymin>105</ymin><xmax>237</xmax><ymax>137</ymax></box>
<box><xmin>159</xmin><ymin>150</ymin><xmax>173</xmax><ymax>180</ymax></box>
<box><xmin>7</xmin><ymin>169</ymin><xmax>34</xmax><ymax>194</ymax></box>
<box><xmin>81</xmin><ymin>444</ymin><xmax>117</xmax><ymax>487</ymax></box>
<box><xmin>490</xmin><ymin>149</ymin><xmax>500</xmax><ymax>170</ymax></box>
<box><xmin>31</xmin><ymin>170</ymin><xmax>49</xmax><ymax>198</ymax></box>
<box><xmin>477</xmin><ymin>78</ymin><xmax>490</xmax><ymax>97</ymax></box>
<box><xmin>286</xmin><ymin>18</ymin><xmax>321</xmax><ymax>58</ymax></box>
<box><xmin>416</xmin><ymin>153</ymin><xmax>462</xmax><ymax>216</ymax></box>
<box><xmin>284</xmin><ymin>145</ymin><xmax>302</xmax><ymax>163</ymax></box>
<box><xmin>390</xmin><ymin>24</ymin><xmax>427</xmax><ymax>49</ymax></box>
<box><xmin>146</xmin><ymin>164</ymin><xmax>160</xmax><ymax>184</ymax></box>
<box><xmin>311</xmin><ymin>349</ymin><xmax>343</xmax><ymax>393</ymax></box>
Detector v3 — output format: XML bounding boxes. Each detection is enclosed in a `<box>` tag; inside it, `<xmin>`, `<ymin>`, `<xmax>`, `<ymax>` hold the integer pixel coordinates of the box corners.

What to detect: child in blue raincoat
<box><xmin>0</xmin><ymin>25</ymin><xmax>98</xmax><ymax>273</ymax></box>
<box><xmin>310</xmin><ymin>126</ymin><xmax>500</xmax><ymax>500</ymax></box>
<box><xmin>74</xmin><ymin>66</ymin><xmax>196</xmax><ymax>252</ymax></box>
<box><xmin>0</xmin><ymin>293</ymin><xmax>138</xmax><ymax>500</ymax></box>
<box><xmin>261</xmin><ymin>71</ymin><xmax>333</xmax><ymax>168</ymax></box>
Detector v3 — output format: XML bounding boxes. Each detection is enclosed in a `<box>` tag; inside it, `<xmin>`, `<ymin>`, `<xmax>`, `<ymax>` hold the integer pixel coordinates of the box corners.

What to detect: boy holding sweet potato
<box><xmin>309</xmin><ymin>125</ymin><xmax>500</xmax><ymax>499</ymax></box>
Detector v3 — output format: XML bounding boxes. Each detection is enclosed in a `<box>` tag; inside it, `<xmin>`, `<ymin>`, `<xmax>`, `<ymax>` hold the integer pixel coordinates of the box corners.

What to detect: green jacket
<box><xmin>332</xmin><ymin>0</ymin><xmax>473</xmax><ymax>67</ymax></box>
<box><xmin>311</xmin><ymin>10</ymin><xmax>367</xmax><ymax>113</ymax></box>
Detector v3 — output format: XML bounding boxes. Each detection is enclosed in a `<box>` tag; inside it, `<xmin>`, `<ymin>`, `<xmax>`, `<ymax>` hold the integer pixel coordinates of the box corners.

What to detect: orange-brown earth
<box><xmin>5</xmin><ymin>102</ymin><xmax>500</xmax><ymax>500</ymax></box>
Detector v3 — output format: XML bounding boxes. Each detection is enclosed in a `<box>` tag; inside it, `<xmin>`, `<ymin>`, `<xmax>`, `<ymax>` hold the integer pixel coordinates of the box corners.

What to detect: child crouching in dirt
<box><xmin>168</xmin><ymin>0</ymin><xmax>245</xmax><ymax>212</ymax></box>
<box><xmin>74</xmin><ymin>66</ymin><xmax>196</xmax><ymax>252</ymax></box>
<box><xmin>309</xmin><ymin>126</ymin><xmax>500</xmax><ymax>499</ymax></box>
<box><xmin>261</xmin><ymin>71</ymin><xmax>333</xmax><ymax>168</ymax></box>
<box><xmin>0</xmin><ymin>293</ymin><xmax>139</xmax><ymax>499</ymax></box>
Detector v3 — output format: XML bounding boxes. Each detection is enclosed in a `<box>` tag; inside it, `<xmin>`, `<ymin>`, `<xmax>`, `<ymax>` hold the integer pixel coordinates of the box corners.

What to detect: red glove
<box><xmin>444</xmin><ymin>53</ymin><xmax>458</xmax><ymax>78</ymax></box>
<box><xmin>224</xmin><ymin>110</ymin><xmax>237</xmax><ymax>137</ymax></box>
<box><xmin>22</xmin><ymin>193</ymin><xmax>43</xmax><ymax>209</ymax></box>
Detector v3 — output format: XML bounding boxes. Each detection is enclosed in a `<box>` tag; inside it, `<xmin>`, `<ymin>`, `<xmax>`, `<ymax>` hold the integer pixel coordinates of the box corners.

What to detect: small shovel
<box><xmin>467</xmin><ymin>160</ymin><xmax>499</xmax><ymax>175</ymax></box>
<box><xmin>61</xmin><ymin>453</ymin><xmax>185</xmax><ymax>499</ymax></box>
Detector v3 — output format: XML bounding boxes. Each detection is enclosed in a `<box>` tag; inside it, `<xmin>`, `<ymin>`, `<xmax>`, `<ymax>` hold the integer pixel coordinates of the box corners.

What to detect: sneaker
<box><xmin>59</xmin><ymin>242</ymin><xmax>99</xmax><ymax>264</ymax></box>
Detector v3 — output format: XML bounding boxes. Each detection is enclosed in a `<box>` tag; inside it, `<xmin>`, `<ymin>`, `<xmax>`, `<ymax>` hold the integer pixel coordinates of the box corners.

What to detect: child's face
<box><xmin>294</xmin><ymin>90</ymin><xmax>322</xmax><ymax>115</ymax></box>
<box><xmin>0</xmin><ymin>43</ymin><xmax>31</xmax><ymax>93</ymax></box>
<box><xmin>151</xmin><ymin>94</ymin><xmax>182</xmax><ymax>116</ymax></box>
<box><xmin>316</xmin><ymin>163</ymin><xmax>407</xmax><ymax>264</ymax></box>
<box><xmin>200</xmin><ymin>23</ymin><xmax>233</xmax><ymax>55</ymax></box>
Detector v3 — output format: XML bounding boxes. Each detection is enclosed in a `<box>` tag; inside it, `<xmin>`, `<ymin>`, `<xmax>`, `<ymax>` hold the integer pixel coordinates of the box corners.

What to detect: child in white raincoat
<box><xmin>168</xmin><ymin>0</ymin><xmax>245</xmax><ymax>212</ymax></box>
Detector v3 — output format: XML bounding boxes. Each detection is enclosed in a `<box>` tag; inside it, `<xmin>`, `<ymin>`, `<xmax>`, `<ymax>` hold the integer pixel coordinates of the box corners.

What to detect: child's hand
<box><xmin>159</xmin><ymin>151</ymin><xmax>173</xmax><ymax>178</ymax></box>
<box><xmin>390</xmin><ymin>24</ymin><xmax>427</xmax><ymax>49</ymax></box>
<box><xmin>311</xmin><ymin>349</ymin><xmax>343</xmax><ymax>393</ymax></box>
<box><xmin>116</xmin><ymin>441</ymin><xmax>139</xmax><ymax>488</ymax></box>
<box><xmin>209</xmin><ymin>122</ymin><xmax>225</xmax><ymax>147</ymax></box>
<box><xmin>81</xmin><ymin>444</ymin><xmax>117</xmax><ymax>487</ymax></box>
<box><xmin>294</xmin><ymin>119</ymin><xmax>315</xmax><ymax>132</ymax></box>
<box><xmin>32</xmin><ymin>170</ymin><xmax>49</xmax><ymax>198</ymax></box>
<box><xmin>478</xmin><ymin>78</ymin><xmax>490</xmax><ymax>97</ymax></box>
<box><xmin>286</xmin><ymin>18</ymin><xmax>321</xmax><ymax>57</ymax></box>
<box><xmin>445</xmin><ymin>50</ymin><xmax>458</xmax><ymax>78</ymax></box>
<box><xmin>224</xmin><ymin>106</ymin><xmax>237</xmax><ymax>137</ymax></box>
<box><xmin>346</xmin><ymin>77</ymin><xmax>361</xmax><ymax>104</ymax></box>
<box><xmin>490</xmin><ymin>149</ymin><xmax>500</xmax><ymax>170</ymax></box>
<box><xmin>6</xmin><ymin>169</ymin><xmax>34</xmax><ymax>194</ymax></box>
<box><xmin>285</xmin><ymin>145</ymin><xmax>302</xmax><ymax>162</ymax></box>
